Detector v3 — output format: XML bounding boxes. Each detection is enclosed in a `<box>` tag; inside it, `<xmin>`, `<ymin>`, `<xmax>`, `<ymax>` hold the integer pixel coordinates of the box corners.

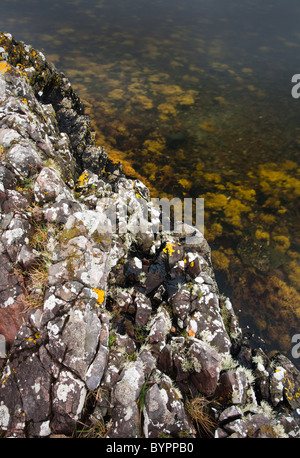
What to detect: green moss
<box><xmin>60</xmin><ymin>224</ymin><xmax>85</xmax><ymax>242</ymax></box>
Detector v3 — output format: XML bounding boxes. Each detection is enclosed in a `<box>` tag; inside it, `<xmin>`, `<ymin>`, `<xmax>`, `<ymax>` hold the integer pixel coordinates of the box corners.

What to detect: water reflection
<box><xmin>1</xmin><ymin>0</ymin><xmax>300</xmax><ymax>363</ymax></box>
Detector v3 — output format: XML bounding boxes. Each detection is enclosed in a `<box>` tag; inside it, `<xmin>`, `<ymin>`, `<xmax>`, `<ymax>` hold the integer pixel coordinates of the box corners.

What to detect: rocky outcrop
<box><xmin>0</xmin><ymin>33</ymin><xmax>299</xmax><ymax>438</ymax></box>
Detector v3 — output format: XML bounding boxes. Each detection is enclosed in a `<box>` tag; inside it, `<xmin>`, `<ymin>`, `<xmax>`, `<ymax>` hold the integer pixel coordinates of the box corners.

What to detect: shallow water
<box><xmin>1</xmin><ymin>0</ymin><xmax>300</xmax><ymax>364</ymax></box>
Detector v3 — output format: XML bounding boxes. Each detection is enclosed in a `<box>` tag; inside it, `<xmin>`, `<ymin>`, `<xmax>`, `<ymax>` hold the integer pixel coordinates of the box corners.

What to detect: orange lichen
<box><xmin>0</xmin><ymin>61</ymin><xmax>10</xmax><ymax>75</ymax></box>
<box><xmin>93</xmin><ymin>288</ymin><xmax>105</xmax><ymax>305</ymax></box>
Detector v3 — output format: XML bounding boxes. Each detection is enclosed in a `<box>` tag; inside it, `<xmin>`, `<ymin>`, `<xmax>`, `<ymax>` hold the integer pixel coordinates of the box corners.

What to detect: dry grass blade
<box><xmin>185</xmin><ymin>395</ymin><xmax>216</xmax><ymax>437</ymax></box>
<box><xmin>75</xmin><ymin>415</ymin><xmax>109</xmax><ymax>438</ymax></box>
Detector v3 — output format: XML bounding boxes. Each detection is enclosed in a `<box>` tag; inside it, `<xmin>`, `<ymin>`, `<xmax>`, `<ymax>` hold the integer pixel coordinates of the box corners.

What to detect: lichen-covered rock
<box><xmin>269</xmin><ymin>354</ymin><xmax>300</xmax><ymax>410</ymax></box>
<box><xmin>109</xmin><ymin>360</ymin><xmax>145</xmax><ymax>438</ymax></box>
<box><xmin>51</xmin><ymin>369</ymin><xmax>87</xmax><ymax>434</ymax></box>
<box><xmin>188</xmin><ymin>340</ymin><xmax>221</xmax><ymax>397</ymax></box>
<box><xmin>34</xmin><ymin>166</ymin><xmax>73</xmax><ymax>203</ymax></box>
<box><xmin>143</xmin><ymin>373</ymin><xmax>194</xmax><ymax>438</ymax></box>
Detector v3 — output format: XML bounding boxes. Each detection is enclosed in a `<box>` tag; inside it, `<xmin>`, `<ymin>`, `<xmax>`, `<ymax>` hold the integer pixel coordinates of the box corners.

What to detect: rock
<box><xmin>221</xmin><ymin>412</ymin><xmax>291</xmax><ymax>438</ymax></box>
<box><xmin>1</xmin><ymin>213</ymin><xmax>31</xmax><ymax>262</ymax></box>
<box><xmin>147</xmin><ymin>307</ymin><xmax>172</xmax><ymax>345</ymax></box>
<box><xmin>0</xmin><ymin>364</ymin><xmax>25</xmax><ymax>435</ymax></box>
<box><xmin>34</xmin><ymin>167</ymin><xmax>73</xmax><ymax>203</ymax></box>
<box><xmin>171</xmin><ymin>286</ymin><xmax>191</xmax><ymax>326</ymax></box>
<box><xmin>6</xmin><ymin>140</ymin><xmax>43</xmax><ymax>178</ymax></box>
<box><xmin>17</xmin><ymin>245</ymin><xmax>39</xmax><ymax>269</ymax></box>
<box><xmin>219</xmin><ymin>406</ymin><xmax>243</xmax><ymax>425</ymax></box>
<box><xmin>188</xmin><ymin>339</ymin><xmax>221</xmax><ymax>397</ymax></box>
<box><xmin>81</xmin><ymin>145</ymin><xmax>108</xmax><ymax>174</ymax></box>
<box><xmin>51</xmin><ymin>369</ymin><xmax>87</xmax><ymax>434</ymax></box>
<box><xmin>101</xmin><ymin>351</ymin><xmax>126</xmax><ymax>390</ymax></box>
<box><xmin>253</xmin><ymin>349</ymin><xmax>271</xmax><ymax>402</ymax></box>
<box><xmin>114</xmin><ymin>333</ymin><xmax>136</xmax><ymax>355</ymax></box>
<box><xmin>143</xmin><ymin>373</ymin><xmax>194</xmax><ymax>438</ymax></box>
<box><xmin>0</xmin><ymin>257</ymin><xmax>26</xmax><ymax>347</ymax></box>
<box><xmin>157</xmin><ymin>344</ymin><xmax>173</xmax><ymax>374</ymax></box>
<box><xmin>2</xmin><ymin>189</ymin><xmax>29</xmax><ymax>213</ymax></box>
<box><xmin>124</xmin><ymin>256</ymin><xmax>143</xmax><ymax>283</ymax></box>
<box><xmin>144</xmin><ymin>257</ymin><xmax>167</xmax><ymax>295</ymax></box>
<box><xmin>215</xmin><ymin>368</ymin><xmax>256</xmax><ymax>409</ymax></box>
<box><xmin>134</xmin><ymin>292</ymin><xmax>152</xmax><ymax>327</ymax></box>
<box><xmin>85</xmin><ymin>344</ymin><xmax>109</xmax><ymax>391</ymax></box>
<box><xmin>269</xmin><ymin>354</ymin><xmax>300</xmax><ymax>410</ymax></box>
<box><xmin>109</xmin><ymin>361</ymin><xmax>145</xmax><ymax>438</ymax></box>
<box><xmin>136</xmin><ymin>347</ymin><xmax>157</xmax><ymax>378</ymax></box>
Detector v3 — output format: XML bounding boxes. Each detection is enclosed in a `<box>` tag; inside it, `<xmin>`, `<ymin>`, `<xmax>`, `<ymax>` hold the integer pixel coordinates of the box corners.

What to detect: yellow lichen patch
<box><xmin>234</xmin><ymin>186</ymin><xmax>256</xmax><ymax>202</ymax></box>
<box><xmin>93</xmin><ymin>288</ymin><xmax>105</xmax><ymax>305</ymax></box>
<box><xmin>241</xmin><ymin>67</ymin><xmax>253</xmax><ymax>74</ymax></box>
<box><xmin>77</xmin><ymin>171</ymin><xmax>89</xmax><ymax>187</ymax></box>
<box><xmin>258</xmin><ymin>163</ymin><xmax>300</xmax><ymax>198</ymax></box>
<box><xmin>148</xmin><ymin>72</ymin><xmax>170</xmax><ymax>83</ymax></box>
<box><xmin>0</xmin><ymin>61</ymin><xmax>10</xmax><ymax>75</ymax></box>
<box><xmin>214</xmin><ymin>96</ymin><xmax>227</xmax><ymax>105</ymax></box>
<box><xmin>163</xmin><ymin>242</ymin><xmax>177</xmax><ymax>256</ymax></box>
<box><xmin>282</xmin><ymin>160</ymin><xmax>297</xmax><ymax>171</ymax></box>
<box><xmin>259</xmin><ymin>213</ymin><xmax>276</xmax><ymax>226</ymax></box>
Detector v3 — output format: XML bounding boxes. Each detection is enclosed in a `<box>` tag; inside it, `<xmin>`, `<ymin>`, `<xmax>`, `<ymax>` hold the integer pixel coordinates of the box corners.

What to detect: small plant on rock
<box><xmin>185</xmin><ymin>395</ymin><xmax>216</xmax><ymax>437</ymax></box>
